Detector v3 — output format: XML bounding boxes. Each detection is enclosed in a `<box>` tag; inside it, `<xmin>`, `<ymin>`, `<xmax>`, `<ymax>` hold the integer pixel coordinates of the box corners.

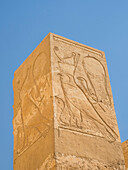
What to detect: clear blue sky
<box><xmin>0</xmin><ymin>0</ymin><xmax>128</xmax><ymax>169</ymax></box>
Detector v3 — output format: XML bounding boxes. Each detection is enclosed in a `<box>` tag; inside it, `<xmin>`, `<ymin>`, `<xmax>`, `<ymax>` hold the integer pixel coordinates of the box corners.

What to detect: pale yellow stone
<box><xmin>13</xmin><ymin>33</ymin><xmax>125</xmax><ymax>169</ymax></box>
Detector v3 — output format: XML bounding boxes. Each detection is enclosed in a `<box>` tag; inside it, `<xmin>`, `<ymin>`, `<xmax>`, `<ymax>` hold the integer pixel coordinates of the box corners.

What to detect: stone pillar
<box><xmin>13</xmin><ymin>33</ymin><xmax>125</xmax><ymax>169</ymax></box>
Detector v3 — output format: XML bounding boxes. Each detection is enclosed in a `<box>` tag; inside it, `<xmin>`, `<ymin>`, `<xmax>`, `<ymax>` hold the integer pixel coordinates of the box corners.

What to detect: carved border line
<box><xmin>14</xmin><ymin>128</ymin><xmax>50</xmax><ymax>162</ymax></box>
<box><xmin>53</xmin><ymin>35</ymin><xmax>104</xmax><ymax>57</ymax></box>
<box><xmin>58</xmin><ymin>126</ymin><xmax>104</xmax><ymax>138</ymax></box>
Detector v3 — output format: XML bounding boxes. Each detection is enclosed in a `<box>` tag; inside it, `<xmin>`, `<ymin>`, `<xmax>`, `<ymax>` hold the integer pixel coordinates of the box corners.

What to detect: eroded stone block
<box><xmin>13</xmin><ymin>33</ymin><xmax>125</xmax><ymax>169</ymax></box>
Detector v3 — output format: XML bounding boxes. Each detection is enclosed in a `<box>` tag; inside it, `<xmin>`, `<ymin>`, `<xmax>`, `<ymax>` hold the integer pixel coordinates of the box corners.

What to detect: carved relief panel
<box><xmin>52</xmin><ymin>36</ymin><xmax>119</xmax><ymax>142</ymax></box>
<box><xmin>13</xmin><ymin>35</ymin><xmax>55</xmax><ymax>170</ymax></box>
<box><xmin>50</xmin><ymin>34</ymin><xmax>124</xmax><ymax>169</ymax></box>
<box><xmin>13</xmin><ymin>52</ymin><xmax>53</xmax><ymax>158</ymax></box>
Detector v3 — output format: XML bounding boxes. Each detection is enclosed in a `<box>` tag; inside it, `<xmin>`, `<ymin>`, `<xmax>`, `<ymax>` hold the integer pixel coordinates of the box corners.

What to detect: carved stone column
<box><xmin>13</xmin><ymin>33</ymin><xmax>125</xmax><ymax>169</ymax></box>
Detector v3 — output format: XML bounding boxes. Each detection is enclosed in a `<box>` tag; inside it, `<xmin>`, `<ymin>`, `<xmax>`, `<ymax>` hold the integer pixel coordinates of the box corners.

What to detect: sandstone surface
<box><xmin>13</xmin><ymin>33</ymin><xmax>125</xmax><ymax>169</ymax></box>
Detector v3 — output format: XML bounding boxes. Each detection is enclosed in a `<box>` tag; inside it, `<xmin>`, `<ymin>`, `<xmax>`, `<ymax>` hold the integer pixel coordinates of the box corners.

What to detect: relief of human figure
<box><xmin>54</xmin><ymin>46</ymin><xmax>118</xmax><ymax>142</ymax></box>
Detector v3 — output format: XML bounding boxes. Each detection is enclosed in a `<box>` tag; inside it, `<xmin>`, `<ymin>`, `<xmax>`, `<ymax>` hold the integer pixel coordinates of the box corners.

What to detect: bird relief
<box><xmin>53</xmin><ymin>46</ymin><xmax>118</xmax><ymax>143</ymax></box>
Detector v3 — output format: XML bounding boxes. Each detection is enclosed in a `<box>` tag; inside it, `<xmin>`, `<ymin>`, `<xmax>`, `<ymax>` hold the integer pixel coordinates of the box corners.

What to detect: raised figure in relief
<box><xmin>14</xmin><ymin>53</ymin><xmax>52</xmax><ymax>156</ymax></box>
<box><xmin>54</xmin><ymin>46</ymin><xmax>118</xmax><ymax>142</ymax></box>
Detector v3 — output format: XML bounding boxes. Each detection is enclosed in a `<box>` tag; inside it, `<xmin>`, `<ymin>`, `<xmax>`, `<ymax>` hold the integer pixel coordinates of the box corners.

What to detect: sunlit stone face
<box><xmin>13</xmin><ymin>33</ymin><xmax>125</xmax><ymax>170</ymax></box>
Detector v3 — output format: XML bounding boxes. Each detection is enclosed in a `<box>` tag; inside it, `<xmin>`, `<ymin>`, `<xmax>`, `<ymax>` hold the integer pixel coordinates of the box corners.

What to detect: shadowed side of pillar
<box><xmin>13</xmin><ymin>34</ymin><xmax>56</xmax><ymax>170</ymax></box>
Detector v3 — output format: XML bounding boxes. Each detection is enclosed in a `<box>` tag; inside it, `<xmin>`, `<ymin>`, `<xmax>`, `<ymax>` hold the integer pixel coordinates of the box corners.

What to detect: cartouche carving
<box><xmin>54</xmin><ymin>46</ymin><xmax>118</xmax><ymax>142</ymax></box>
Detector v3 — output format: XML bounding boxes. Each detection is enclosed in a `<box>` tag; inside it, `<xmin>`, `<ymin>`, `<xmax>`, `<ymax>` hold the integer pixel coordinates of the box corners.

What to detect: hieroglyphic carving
<box><xmin>13</xmin><ymin>33</ymin><xmax>125</xmax><ymax>169</ymax></box>
<box><xmin>13</xmin><ymin>52</ymin><xmax>53</xmax><ymax>159</ymax></box>
<box><xmin>53</xmin><ymin>46</ymin><xmax>118</xmax><ymax>143</ymax></box>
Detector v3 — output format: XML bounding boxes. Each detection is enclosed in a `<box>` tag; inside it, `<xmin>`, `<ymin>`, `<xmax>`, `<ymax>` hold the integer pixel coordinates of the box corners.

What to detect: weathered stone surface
<box><xmin>122</xmin><ymin>140</ymin><xmax>128</xmax><ymax>169</ymax></box>
<box><xmin>13</xmin><ymin>34</ymin><xmax>55</xmax><ymax>170</ymax></box>
<box><xmin>13</xmin><ymin>33</ymin><xmax>125</xmax><ymax>169</ymax></box>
